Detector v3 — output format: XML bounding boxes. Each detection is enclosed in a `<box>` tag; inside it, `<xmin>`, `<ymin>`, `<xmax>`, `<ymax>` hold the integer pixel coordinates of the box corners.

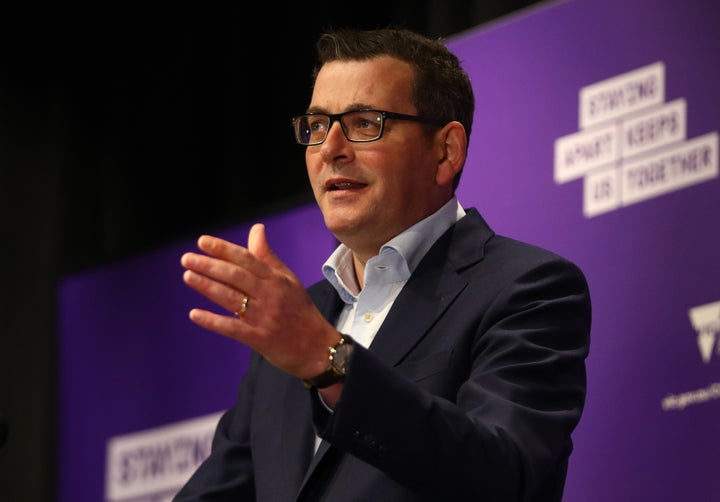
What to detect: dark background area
<box><xmin>0</xmin><ymin>2</ymin><xmax>542</xmax><ymax>499</ymax></box>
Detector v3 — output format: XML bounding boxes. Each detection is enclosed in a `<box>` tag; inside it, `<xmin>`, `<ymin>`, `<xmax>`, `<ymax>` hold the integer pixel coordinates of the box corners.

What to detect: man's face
<box><xmin>305</xmin><ymin>56</ymin><xmax>447</xmax><ymax>260</ymax></box>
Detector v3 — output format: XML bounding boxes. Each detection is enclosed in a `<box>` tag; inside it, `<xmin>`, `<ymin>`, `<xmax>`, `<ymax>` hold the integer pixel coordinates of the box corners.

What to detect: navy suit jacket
<box><xmin>174</xmin><ymin>208</ymin><xmax>591</xmax><ymax>501</ymax></box>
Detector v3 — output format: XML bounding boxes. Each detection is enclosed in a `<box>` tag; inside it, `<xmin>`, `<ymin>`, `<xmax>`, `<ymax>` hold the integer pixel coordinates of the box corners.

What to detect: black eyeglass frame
<box><xmin>291</xmin><ymin>109</ymin><xmax>445</xmax><ymax>146</ymax></box>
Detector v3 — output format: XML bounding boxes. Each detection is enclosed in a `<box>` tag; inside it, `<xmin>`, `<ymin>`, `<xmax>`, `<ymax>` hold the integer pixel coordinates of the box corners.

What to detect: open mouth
<box><xmin>327</xmin><ymin>181</ymin><xmax>366</xmax><ymax>191</ymax></box>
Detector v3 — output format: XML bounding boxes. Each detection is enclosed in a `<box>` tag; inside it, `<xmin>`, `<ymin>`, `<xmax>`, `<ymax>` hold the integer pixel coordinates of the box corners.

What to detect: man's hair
<box><xmin>311</xmin><ymin>27</ymin><xmax>475</xmax><ymax>188</ymax></box>
<box><xmin>312</xmin><ymin>27</ymin><xmax>475</xmax><ymax>145</ymax></box>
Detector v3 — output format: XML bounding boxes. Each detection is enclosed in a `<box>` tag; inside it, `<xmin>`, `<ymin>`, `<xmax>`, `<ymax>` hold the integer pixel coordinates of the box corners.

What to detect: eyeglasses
<box><xmin>292</xmin><ymin>109</ymin><xmax>444</xmax><ymax>146</ymax></box>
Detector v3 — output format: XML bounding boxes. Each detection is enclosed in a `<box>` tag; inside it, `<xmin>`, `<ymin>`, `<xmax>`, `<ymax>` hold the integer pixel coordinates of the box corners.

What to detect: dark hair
<box><xmin>312</xmin><ymin>27</ymin><xmax>475</xmax><ymax>147</ymax></box>
<box><xmin>311</xmin><ymin>27</ymin><xmax>475</xmax><ymax>188</ymax></box>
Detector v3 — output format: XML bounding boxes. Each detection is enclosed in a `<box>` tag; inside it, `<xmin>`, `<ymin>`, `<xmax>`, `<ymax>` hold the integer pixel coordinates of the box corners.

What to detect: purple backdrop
<box><xmin>450</xmin><ymin>0</ymin><xmax>720</xmax><ymax>499</ymax></box>
<box><xmin>59</xmin><ymin>0</ymin><xmax>720</xmax><ymax>500</ymax></box>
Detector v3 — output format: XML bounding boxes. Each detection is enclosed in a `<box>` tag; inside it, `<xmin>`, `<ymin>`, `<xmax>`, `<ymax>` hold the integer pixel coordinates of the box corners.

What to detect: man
<box><xmin>175</xmin><ymin>27</ymin><xmax>591</xmax><ymax>501</ymax></box>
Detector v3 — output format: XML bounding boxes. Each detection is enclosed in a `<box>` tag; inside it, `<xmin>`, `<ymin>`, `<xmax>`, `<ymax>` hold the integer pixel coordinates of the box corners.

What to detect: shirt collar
<box><xmin>322</xmin><ymin>196</ymin><xmax>465</xmax><ymax>301</ymax></box>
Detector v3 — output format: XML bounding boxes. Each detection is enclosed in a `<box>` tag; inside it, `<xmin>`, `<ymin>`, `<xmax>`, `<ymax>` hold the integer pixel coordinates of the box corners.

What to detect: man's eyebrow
<box><xmin>304</xmin><ymin>104</ymin><xmax>375</xmax><ymax>114</ymax></box>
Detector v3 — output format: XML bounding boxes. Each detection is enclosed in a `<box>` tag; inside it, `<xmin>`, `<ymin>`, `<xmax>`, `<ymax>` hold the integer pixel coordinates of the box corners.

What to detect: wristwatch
<box><xmin>302</xmin><ymin>334</ymin><xmax>355</xmax><ymax>389</ymax></box>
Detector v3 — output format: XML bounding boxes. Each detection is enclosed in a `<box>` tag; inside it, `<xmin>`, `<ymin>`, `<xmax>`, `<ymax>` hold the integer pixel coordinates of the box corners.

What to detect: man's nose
<box><xmin>325</xmin><ymin>120</ymin><xmax>348</xmax><ymax>143</ymax></box>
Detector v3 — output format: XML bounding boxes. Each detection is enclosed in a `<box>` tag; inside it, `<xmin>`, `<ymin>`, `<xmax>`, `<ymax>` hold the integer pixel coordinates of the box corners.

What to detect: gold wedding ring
<box><xmin>235</xmin><ymin>295</ymin><xmax>249</xmax><ymax>317</ymax></box>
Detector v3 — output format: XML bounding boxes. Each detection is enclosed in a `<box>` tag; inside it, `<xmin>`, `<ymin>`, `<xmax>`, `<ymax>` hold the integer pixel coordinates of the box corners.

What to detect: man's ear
<box><xmin>435</xmin><ymin>121</ymin><xmax>467</xmax><ymax>187</ymax></box>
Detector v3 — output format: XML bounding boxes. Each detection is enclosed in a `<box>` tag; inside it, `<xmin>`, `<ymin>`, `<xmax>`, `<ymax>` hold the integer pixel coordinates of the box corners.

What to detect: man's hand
<box><xmin>180</xmin><ymin>223</ymin><xmax>339</xmax><ymax>381</ymax></box>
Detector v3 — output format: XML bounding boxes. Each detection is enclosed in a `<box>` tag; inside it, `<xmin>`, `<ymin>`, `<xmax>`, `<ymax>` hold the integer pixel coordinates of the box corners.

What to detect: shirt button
<box><xmin>363</xmin><ymin>312</ymin><xmax>373</xmax><ymax>323</ymax></box>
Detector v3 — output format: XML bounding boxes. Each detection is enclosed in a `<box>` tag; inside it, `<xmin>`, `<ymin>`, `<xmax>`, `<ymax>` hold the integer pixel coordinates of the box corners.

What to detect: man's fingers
<box><xmin>248</xmin><ymin>223</ymin><xmax>285</xmax><ymax>271</ymax></box>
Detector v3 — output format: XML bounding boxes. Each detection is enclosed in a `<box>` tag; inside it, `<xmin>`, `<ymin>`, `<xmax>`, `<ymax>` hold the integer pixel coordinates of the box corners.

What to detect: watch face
<box><xmin>332</xmin><ymin>341</ymin><xmax>353</xmax><ymax>374</ymax></box>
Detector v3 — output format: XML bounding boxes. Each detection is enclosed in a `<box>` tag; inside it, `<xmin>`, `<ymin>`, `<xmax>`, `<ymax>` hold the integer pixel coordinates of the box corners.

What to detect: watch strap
<box><xmin>302</xmin><ymin>335</ymin><xmax>353</xmax><ymax>389</ymax></box>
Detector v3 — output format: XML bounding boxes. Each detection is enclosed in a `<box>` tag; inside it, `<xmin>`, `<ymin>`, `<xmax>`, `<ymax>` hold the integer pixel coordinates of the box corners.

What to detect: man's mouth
<box><xmin>327</xmin><ymin>181</ymin><xmax>366</xmax><ymax>191</ymax></box>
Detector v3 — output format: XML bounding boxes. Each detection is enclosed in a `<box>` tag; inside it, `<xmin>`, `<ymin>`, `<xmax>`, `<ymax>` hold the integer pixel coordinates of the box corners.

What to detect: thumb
<box><xmin>247</xmin><ymin>223</ymin><xmax>285</xmax><ymax>269</ymax></box>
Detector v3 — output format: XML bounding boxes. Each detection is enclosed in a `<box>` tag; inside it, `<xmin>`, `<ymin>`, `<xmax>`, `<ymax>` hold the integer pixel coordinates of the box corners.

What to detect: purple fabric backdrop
<box><xmin>450</xmin><ymin>0</ymin><xmax>720</xmax><ymax>499</ymax></box>
<box><xmin>59</xmin><ymin>0</ymin><xmax>719</xmax><ymax>500</ymax></box>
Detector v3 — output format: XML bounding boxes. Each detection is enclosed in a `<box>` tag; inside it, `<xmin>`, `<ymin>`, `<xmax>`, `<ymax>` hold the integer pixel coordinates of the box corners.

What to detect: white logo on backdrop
<box><xmin>105</xmin><ymin>411</ymin><xmax>222</xmax><ymax>502</ymax></box>
<box><xmin>688</xmin><ymin>300</ymin><xmax>720</xmax><ymax>364</ymax></box>
<box><xmin>553</xmin><ymin>62</ymin><xmax>719</xmax><ymax>217</ymax></box>
<box><xmin>660</xmin><ymin>300</ymin><xmax>720</xmax><ymax>411</ymax></box>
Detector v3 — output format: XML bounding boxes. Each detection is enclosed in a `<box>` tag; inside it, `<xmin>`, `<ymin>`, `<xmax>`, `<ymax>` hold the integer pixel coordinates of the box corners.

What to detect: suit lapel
<box><xmin>279</xmin><ymin>379</ymin><xmax>316</xmax><ymax>493</ymax></box>
<box><xmin>369</xmin><ymin>209</ymin><xmax>490</xmax><ymax>364</ymax></box>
